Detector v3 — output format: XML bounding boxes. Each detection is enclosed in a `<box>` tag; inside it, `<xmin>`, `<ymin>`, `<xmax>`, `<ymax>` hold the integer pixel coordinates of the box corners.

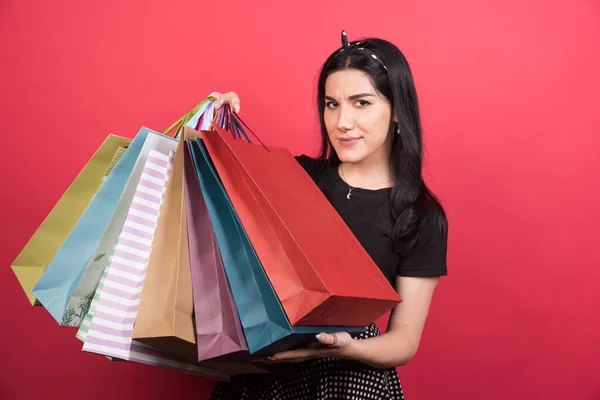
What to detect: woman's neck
<box><xmin>339</xmin><ymin>159</ymin><xmax>394</xmax><ymax>189</ymax></box>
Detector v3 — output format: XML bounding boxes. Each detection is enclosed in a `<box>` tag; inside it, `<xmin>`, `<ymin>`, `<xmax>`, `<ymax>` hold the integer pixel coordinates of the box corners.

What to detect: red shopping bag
<box><xmin>200</xmin><ymin>117</ymin><xmax>401</xmax><ymax>327</ymax></box>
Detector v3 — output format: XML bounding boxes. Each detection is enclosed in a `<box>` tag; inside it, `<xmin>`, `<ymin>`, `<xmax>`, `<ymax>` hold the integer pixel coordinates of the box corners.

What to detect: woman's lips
<box><xmin>338</xmin><ymin>137</ymin><xmax>362</xmax><ymax>148</ymax></box>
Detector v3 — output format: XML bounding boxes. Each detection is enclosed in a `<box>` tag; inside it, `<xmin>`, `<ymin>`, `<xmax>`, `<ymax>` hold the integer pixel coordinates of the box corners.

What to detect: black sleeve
<box><xmin>396</xmin><ymin>212</ymin><xmax>448</xmax><ymax>277</ymax></box>
<box><xmin>295</xmin><ymin>154</ymin><xmax>323</xmax><ymax>182</ymax></box>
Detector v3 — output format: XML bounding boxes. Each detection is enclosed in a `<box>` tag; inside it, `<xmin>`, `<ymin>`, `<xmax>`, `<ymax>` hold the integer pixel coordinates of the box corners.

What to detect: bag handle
<box><xmin>163</xmin><ymin>97</ymin><xmax>216</xmax><ymax>138</ymax></box>
<box><xmin>210</xmin><ymin>103</ymin><xmax>236</xmax><ymax>134</ymax></box>
<box><xmin>210</xmin><ymin>103</ymin><xmax>240</xmax><ymax>139</ymax></box>
<box><xmin>208</xmin><ymin>104</ymin><xmax>269</xmax><ymax>152</ymax></box>
<box><xmin>173</xmin><ymin>99</ymin><xmax>269</xmax><ymax>152</ymax></box>
<box><xmin>212</xmin><ymin>104</ymin><xmax>226</xmax><ymax>128</ymax></box>
<box><xmin>229</xmin><ymin>111</ymin><xmax>270</xmax><ymax>152</ymax></box>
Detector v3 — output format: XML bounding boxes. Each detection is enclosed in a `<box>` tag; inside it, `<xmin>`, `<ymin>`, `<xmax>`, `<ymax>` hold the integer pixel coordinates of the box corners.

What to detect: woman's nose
<box><xmin>337</xmin><ymin>106</ymin><xmax>354</xmax><ymax>131</ymax></box>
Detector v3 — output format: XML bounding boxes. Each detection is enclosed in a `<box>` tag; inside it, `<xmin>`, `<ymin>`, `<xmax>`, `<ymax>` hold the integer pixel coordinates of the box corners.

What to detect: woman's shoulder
<box><xmin>295</xmin><ymin>154</ymin><xmax>325</xmax><ymax>181</ymax></box>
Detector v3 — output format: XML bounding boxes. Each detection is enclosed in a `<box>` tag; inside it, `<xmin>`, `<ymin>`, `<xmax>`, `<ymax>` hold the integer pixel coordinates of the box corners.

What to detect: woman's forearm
<box><xmin>348</xmin><ymin>330</ymin><xmax>418</xmax><ymax>369</ymax></box>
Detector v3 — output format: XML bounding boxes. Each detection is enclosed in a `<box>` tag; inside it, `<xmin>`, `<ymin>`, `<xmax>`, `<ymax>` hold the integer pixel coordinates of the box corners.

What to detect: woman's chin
<box><xmin>335</xmin><ymin>149</ymin><xmax>366</xmax><ymax>164</ymax></box>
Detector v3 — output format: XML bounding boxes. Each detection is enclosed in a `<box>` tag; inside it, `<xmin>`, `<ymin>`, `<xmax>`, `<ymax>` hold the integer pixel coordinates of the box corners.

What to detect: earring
<box><xmin>395</xmin><ymin>123</ymin><xmax>400</xmax><ymax>134</ymax></box>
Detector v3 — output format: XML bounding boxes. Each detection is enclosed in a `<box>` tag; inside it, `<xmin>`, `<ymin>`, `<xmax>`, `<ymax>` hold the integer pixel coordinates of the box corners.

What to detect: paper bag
<box><xmin>132</xmin><ymin>100</ymin><xmax>213</xmax><ymax>359</ymax></box>
<box><xmin>32</xmin><ymin>128</ymin><xmax>154</xmax><ymax>322</ymax></box>
<box><xmin>62</xmin><ymin>132</ymin><xmax>177</xmax><ymax>326</ymax></box>
<box><xmin>201</xmin><ymin>124</ymin><xmax>400</xmax><ymax>326</ymax></box>
<box><xmin>190</xmin><ymin>138</ymin><xmax>362</xmax><ymax>356</ymax></box>
<box><xmin>184</xmin><ymin>141</ymin><xmax>249</xmax><ymax>361</ymax></box>
<box><xmin>11</xmin><ymin>135</ymin><xmax>130</xmax><ymax>305</ymax></box>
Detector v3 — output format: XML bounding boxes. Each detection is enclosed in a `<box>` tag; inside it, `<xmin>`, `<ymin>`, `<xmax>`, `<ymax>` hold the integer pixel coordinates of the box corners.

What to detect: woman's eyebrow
<box><xmin>324</xmin><ymin>93</ymin><xmax>376</xmax><ymax>101</ymax></box>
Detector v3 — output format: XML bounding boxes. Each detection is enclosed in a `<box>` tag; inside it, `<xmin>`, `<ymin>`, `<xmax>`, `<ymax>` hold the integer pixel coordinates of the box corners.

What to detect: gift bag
<box><xmin>80</xmin><ymin>266</ymin><xmax>230</xmax><ymax>379</ymax></box>
<box><xmin>61</xmin><ymin>131</ymin><xmax>178</xmax><ymax>326</ymax></box>
<box><xmin>132</xmin><ymin>99</ymin><xmax>214</xmax><ymax>359</ymax></box>
<box><xmin>184</xmin><ymin>140</ymin><xmax>249</xmax><ymax>362</ymax></box>
<box><xmin>76</xmin><ymin>267</ymin><xmax>108</xmax><ymax>342</ymax></box>
<box><xmin>190</xmin><ymin>138</ymin><xmax>363</xmax><ymax>356</ymax></box>
<box><xmin>200</xmin><ymin>120</ymin><xmax>400</xmax><ymax>326</ymax></box>
<box><xmin>79</xmin><ymin>266</ymin><xmax>261</xmax><ymax>377</ymax></box>
<box><xmin>11</xmin><ymin>135</ymin><xmax>130</xmax><ymax>305</ymax></box>
<box><xmin>32</xmin><ymin>128</ymin><xmax>154</xmax><ymax>323</ymax></box>
<box><xmin>79</xmin><ymin>149</ymin><xmax>251</xmax><ymax>379</ymax></box>
<box><xmin>83</xmin><ymin>148</ymin><xmax>173</xmax><ymax>358</ymax></box>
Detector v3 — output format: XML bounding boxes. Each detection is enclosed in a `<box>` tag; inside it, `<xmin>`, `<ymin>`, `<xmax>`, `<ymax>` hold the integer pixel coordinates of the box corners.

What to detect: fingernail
<box><xmin>316</xmin><ymin>334</ymin><xmax>321</xmax><ymax>340</ymax></box>
<box><xmin>234</xmin><ymin>104</ymin><xmax>240</xmax><ymax>113</ymax></box>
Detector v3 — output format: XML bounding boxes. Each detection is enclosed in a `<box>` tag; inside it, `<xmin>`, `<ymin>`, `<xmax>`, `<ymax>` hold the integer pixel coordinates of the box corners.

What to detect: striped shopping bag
<box><xmin>83</xmin><ymin>149</ymin><xmax>172</xmax><ymax>358</ymax></box>
<box><xmin>79</xmin><ymin>149</ymin><xmax>225</xmax><ymax>378</ymax></box>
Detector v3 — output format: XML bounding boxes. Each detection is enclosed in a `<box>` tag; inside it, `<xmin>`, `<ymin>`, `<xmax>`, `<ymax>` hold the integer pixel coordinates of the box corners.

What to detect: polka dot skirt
<box><xmin>209</xmin><ymin>324</ymin><xmax>405</xmax><ymax>400</ymax></box>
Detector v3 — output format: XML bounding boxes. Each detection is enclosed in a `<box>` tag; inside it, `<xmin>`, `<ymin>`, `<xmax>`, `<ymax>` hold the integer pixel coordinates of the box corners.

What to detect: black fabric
<box><xmin>295</xmin><ymin>155</ymin><xmax>447</xmax><ymax>285</ymax></box>
<box><xmin>210</xmin><ymin>324</ymin><xmax>404</xmax><ymax>400</ymax></box>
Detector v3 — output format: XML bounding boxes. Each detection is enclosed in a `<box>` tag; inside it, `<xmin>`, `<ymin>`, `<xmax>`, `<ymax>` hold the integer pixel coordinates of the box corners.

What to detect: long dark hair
<box><xmin>316</xmin><ymin>37</ymin><xmax>447</xmax><ymax>256</ymax></box>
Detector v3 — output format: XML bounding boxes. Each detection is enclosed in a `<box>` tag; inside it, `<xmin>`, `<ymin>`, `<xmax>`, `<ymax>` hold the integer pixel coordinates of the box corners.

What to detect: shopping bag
<box><xmin>80</xmin><ymin>261</ymin><xmax>230</xmax><ymax>380</ymax></box>
<box><xmin>11</xmin><ymin>135</ymin><xmax>130</xmax><ymax>305</ymax></box>
<box><xmin>79</xmin><ymin>265</ymin><xmax>261</xmax><ymax>378</ymax></box>
<box><xmin>83</xmin><ymin>148</ymin><xmax>172</xmax><ymax>358</ymax></box>
<box><xmin>32</xmin><ymin>127</ymin><xmax>153</xmax><ymax>323</ymax></box>
<box><xmin>77</xmin><ymin>147</ymin><xmax>259</xmax><ymax>378</ymax></box>
<box><xmin>200</xmin><ymin>120</ymin><xmax>401</xmax><ymax>326</ymax></box>
<box><xmin>61</xmin><ymin>132</ymin><xmax>178</xmax><ymax>326</ymax></box>
<box><xmin>132</xmin><ymin>99</ymin><xmax>214</xmax><ymax>359</ymax></box>
<box><xmin>190</xmin><ymin>138</ymin><xmax>363</xmax><ymax>356</ymax></box>
<box><xmin>76</xmin><ymin>267</ymin><xmax>109</xmax><ymax>342</ymax></box>
<box><xmin>183</xmin><ymin>141</ymin><xmax>249</xmax><ymax>362</ymax></box>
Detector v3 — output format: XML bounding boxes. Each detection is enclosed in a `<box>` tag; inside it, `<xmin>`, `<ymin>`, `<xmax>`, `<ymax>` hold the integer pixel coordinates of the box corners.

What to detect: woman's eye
<box><xmin>355</xmin><ymin>100</ymin><xmax>371</xmax><ymax>107</ymax></box>
<box><xmin>325</xmin><ymin>101</ymin><xmax>339</xmax><ymax>109</ymax></box>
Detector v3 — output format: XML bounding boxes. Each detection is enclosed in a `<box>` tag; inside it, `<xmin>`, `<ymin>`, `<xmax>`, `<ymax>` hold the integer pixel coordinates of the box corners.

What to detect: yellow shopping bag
<box><xmin>11</xmin><ymin>134</ymin><xmax>131</xmax><ymax>305</ymax></box>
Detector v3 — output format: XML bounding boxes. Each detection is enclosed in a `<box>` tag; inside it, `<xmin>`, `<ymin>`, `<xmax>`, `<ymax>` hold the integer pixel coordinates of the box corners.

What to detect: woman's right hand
<box><xmin>208</xmin><ymin>91</ymin><xmax>241</xmax><ymax>113</ymax></box>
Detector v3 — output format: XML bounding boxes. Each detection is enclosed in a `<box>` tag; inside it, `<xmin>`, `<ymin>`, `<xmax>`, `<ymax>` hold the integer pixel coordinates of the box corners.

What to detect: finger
<box><xmin>223</xmin><ymin>91</ymin><xmax>241</xmax><ymax>113</ymax></box>
<box><xmin>259</xmin><ymin>356</ymin><xmax>312</xmax><ymax>364</ymax></box>
<box><xmin>316</xmin><ymin>333</ymin><xmax>338</xmax><ymax>347</ymax></box>
<box><xmin>208</xmin><ymin>92</ymin><xmax>226</xmax><ymax>110</ymax></box>
<box><xmin>259</xmin><ymin>357</ymin><xmax>311</xmax><ymax>364</ymax></box>
<box><xmin>284</xmin><ymin>357</ymin><xmax>312</xmax><ymax>363</ymax></box>
<box><xmin>256</xmin><ymin>357</ymin><xmax>277</xmax><ymax>363</ymax></box>
<box><xmin>305</xmin><ymin>342</ymin><xmax>325</xmax><ymax>350</ymax></box>
<box><xmin>271</xmin><ymin>349</ymin><xmax>319</xmax><ymax>361</ymax></box>
<box><xmin>208</xmin><ymin>92</ymin><xmax>224</xmax><ymax>102</ymax></box>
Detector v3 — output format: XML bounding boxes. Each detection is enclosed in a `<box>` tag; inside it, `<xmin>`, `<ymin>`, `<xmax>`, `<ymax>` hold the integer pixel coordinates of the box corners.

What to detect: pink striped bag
<box><xmin>81</xmin><ymin>149</ymin><xmax>227</xmax><ymax>379</ymax></box>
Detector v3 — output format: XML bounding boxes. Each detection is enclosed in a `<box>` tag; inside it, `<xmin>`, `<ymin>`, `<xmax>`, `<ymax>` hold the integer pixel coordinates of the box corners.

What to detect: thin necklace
<box><xmin>340</xmin><ymin>164</ymin><xmax>394</xmax><ymax>199</ymax></box>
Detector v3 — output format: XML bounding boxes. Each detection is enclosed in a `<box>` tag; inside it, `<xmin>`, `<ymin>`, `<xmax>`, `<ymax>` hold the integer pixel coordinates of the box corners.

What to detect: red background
<box><xmin>1</xmin><ymin>1</ymin><xmax>599</xmax><ymax>399</ymax></box>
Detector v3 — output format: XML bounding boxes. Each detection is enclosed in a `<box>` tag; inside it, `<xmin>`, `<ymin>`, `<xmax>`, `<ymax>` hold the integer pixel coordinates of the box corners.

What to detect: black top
<box><xmin>295</xmin><ymin>155</ymin><xmax>448</xmax><ymax>286</ymax></box>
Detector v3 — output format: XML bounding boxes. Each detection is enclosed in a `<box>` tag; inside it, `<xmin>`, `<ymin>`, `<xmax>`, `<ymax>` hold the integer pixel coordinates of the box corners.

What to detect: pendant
<box><xmin>347</xmin><ymin>187</ymin><xmax>352</xmax><ymax>199</ymax></box>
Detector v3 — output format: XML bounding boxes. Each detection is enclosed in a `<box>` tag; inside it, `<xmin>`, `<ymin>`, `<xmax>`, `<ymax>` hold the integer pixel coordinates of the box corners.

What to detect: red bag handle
<box><xmin>207</xmin><ymin>103</ymin><xmax>269</xmax><ymax>152</ymax></box>
<box><xmin>229</xmin><ymin>111</ymin><xmax>270</xmax><ymax>152</ymax></box>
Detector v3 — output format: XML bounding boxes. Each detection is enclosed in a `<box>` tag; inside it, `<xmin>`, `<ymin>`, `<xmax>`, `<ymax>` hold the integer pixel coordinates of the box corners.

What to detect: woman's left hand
<box><xmin>262</xmin><ymin>332</ymin><xmax>360</xmax><ymax>363</ymax></box>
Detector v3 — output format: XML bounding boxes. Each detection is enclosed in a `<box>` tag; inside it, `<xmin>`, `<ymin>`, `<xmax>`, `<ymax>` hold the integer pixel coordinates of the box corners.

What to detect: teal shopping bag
<box><xmin>32</xmin><ymin>127</ymin><xmax>160</xmax><ymax>323</ymax></box>
<box><xmin>190</xmin><ymin>139</ymin><xmax>362</xmax><ymax>356</ymax></box>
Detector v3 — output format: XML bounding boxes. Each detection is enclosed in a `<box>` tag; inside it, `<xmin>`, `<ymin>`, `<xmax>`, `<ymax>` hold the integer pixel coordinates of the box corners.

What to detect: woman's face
<box><xmin>323</xmin><ymin>68</ymin><xmax>394</xmax><ymax>165</ymax></box>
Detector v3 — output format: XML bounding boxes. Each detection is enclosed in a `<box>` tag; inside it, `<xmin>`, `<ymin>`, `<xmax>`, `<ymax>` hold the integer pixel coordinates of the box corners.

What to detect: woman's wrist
<box><xmin>343</xmin><ymin>332</ymin><xmax>414</xmax><ymax>369</ymax></box>
<box><xmin>346</xmin><ymin>337</ymin><xmax>372</xmax><ymax>364</ymax></box>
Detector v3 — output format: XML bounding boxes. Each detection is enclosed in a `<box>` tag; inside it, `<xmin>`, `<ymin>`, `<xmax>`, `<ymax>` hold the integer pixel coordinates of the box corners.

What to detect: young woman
<box><xmin>207</xmin><ymin>31</ymin><xmax>448</xmax><ymax>400</ymax></box>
